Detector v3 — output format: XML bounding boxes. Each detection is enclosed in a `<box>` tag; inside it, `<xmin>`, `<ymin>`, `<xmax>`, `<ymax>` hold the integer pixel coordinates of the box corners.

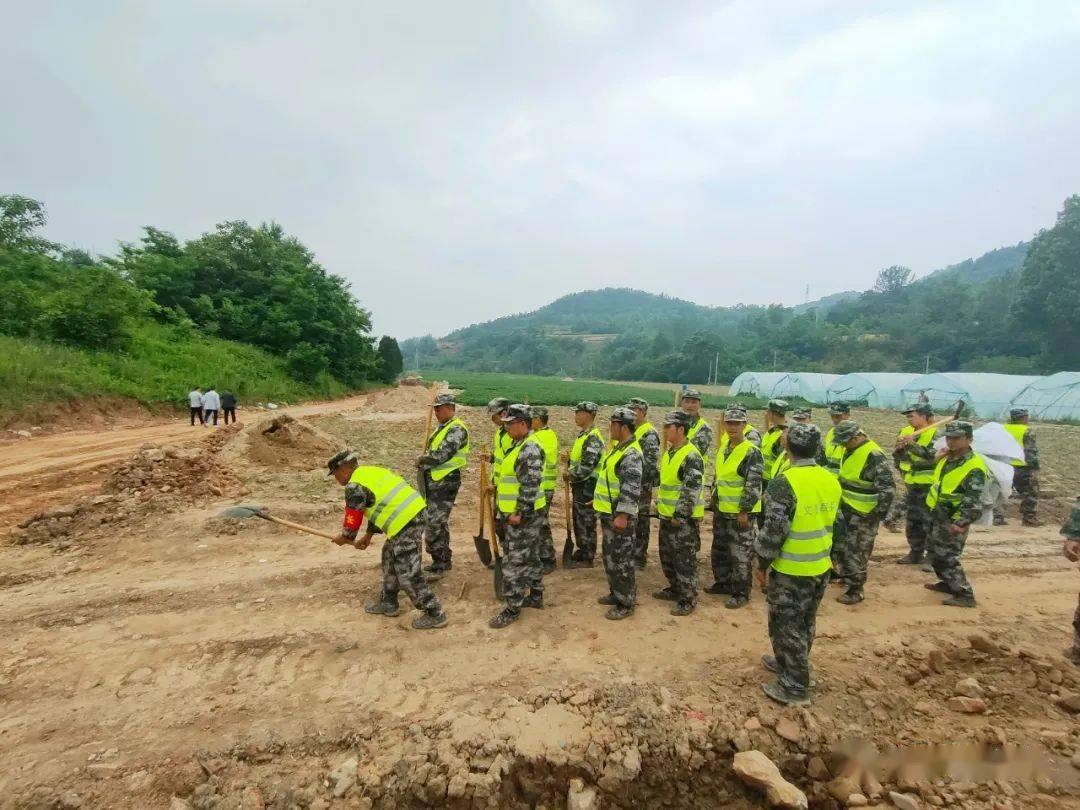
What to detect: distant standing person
<box><xmin>995</xmin><ymin>407</ymin><xmax>1041</xmax><ymax>527</ymax></box>
<box><xmin>201</xmin><ymin>386</ymin><xmax>220</xmax><ymax>427</ymax></box>
<box><xmin>187</xmin><ymin>386</ymin><xmax>204</xmax><ymax>426</ymax></box>
<box><xmin>220</xmin><ymin>390</ymin><xmax>238</xmax><ymax>425</ymax></box>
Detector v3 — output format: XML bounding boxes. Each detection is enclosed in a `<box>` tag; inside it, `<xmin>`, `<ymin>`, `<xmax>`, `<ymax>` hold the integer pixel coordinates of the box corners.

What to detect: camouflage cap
<box><xmin>832</xmin><ymin>419</ymin><xmax>862</xmax><ymax>444</ymax></box>
<box><xmin>574</xmin><ymin>401</ymin><xmax>599</xmax><ymax>414</ymax></box>
<box><xmin>786</xmin><ymin>423</ymin><xmax>821</xmax><ymax>454</ymax></box>
<box><xmin>501</xmin><ymin>403</ymin><xmax>533</xmax><ymax>423</ymax></box>
<box><xmin>681</xmin><ymin>389</ymin><xmax>702</xmax><ymax>401</ymax></box>
<box><xmin>793</xmin><ymin>408</ymin><xmax>812</xmax><ymax>420</ymax></box>
<box><xmin>767</xmin><ymin>398</ymin><xmax>789</xmax><ymax>415</ymax></box>
<box><xmin>828</xmin><ymin>401</ymin><xmax>850</xmax><ymax>415</ymax></box>
<box><xmin>609</xmin><ymin>406</ymin><xmax>637</xmax><ymax>427</ymax></box>
<box><xmin>531</xmin><ymin>405</ymin><xmax>549</xmax><ymax>421</ymax></box>
<box><xmin>628</xmin><ymin>397</ymin><xmax>649</xmax><ymax>411</ymax></box>
<box><xmin>1009</xmin><ymin>407</ymin><xmax>1029</xmax><ymax>420</ymax></box>
<box><xmin>944</xmin><ymin>420</ymin><xmax>974</xmax><ymax>438</ymax></box>
<box><xmin>432</xmin><ymin>393</ymin><xmax>456</xmax><ymax>407</ymax></box>
<box><xmin>326</xmin><ymin>449</ymin><xmax>358</xmax><ymax>476</ymax></box>
<box><xmin>723</xmin><ymin>405</ymin><xmax>748</xmax><ymax>422</ymax></box>
<box><xmin>662</xmin><ymin>409</ymin><xmax>692</xmax><ymax>428</ymax></box>
<box><xmin>486</xmin><ymin>397</ymin><xmax>511</xmax><ymax>415</ymax></box>
<box><xmin>902</xmin><ymin>401</ymin><xmax>933</xmax><ymax>417</ymax></box>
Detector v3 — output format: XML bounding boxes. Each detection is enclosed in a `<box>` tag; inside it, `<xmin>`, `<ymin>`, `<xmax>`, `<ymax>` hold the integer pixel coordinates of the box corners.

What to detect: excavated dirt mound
<box><xmin>364</xmin><ymin>383</ymin><xmax>444</xmax><ymax>414</ymax></box>
<box><xmin>236</xmin><ymin>414</ymin><xmax>342</xmax><ymax>471</ymax></box>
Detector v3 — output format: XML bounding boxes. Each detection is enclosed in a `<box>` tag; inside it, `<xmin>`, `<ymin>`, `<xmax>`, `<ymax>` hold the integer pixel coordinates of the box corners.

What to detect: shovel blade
<box><xmin>218</xmin><ymin>503</ymin><xmax>267</xmax><ymax>519</ymax></box>
<box><xmin>561</xmin><ymin>534</ymin><xmax>574</xmax><ymax>567</ymax></box>
<box><xmin>473</xmin><ymin>534</ymin><xmax>493</xmax><ymax>567</ymax></box>
<box><xmin>493</xmin><ymin>554</ymin><xmax>505</xmax><ymax>599</ymax></box>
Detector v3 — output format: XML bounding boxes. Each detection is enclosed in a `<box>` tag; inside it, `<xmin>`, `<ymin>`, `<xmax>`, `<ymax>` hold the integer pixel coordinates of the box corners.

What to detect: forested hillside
<box><xmin>404</xmin><ymin>196</ymin><xmax>1077</xmax><ymax>383</ymax></box>
<box><xmin>0</xmin><ymin>195</ymin><xmax>398</xmax><ymax>415</ymax></box>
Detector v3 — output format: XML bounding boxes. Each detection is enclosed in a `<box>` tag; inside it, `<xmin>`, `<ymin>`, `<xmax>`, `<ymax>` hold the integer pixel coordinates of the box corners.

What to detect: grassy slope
<box><xmin>0</xmin><ymin>322</ymin><xmax>347</xmax><ymax>416</ymax></box>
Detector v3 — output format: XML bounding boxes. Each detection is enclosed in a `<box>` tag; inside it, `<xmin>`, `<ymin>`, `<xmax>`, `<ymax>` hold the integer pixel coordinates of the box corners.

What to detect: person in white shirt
<box><xmin>188</xmin><ymin>387</ymin><xmax>204</xmax><ymax>426</ymax></box>
<box><xmin>201</xmin><ymin>386</ymin><xmax>221</xmax><ymax>427</ymax></box>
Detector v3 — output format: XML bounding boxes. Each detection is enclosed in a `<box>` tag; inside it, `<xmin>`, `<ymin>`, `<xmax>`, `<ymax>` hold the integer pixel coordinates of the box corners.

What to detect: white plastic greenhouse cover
<box><xmin>729</xmin><ymin>372</ymin><xmax>792</xmax><ymax>398</ymax></box>
<box><xmin>900</xmin><ymin>373</ymin><xmax>1043</xmax><ymax>419</ymax></box>
<box><xmin>1008</xmin><ymin>372</ymin><xmax>1080</xmax><ymax>420</ymax></box>
<box><xmin>825</xmin><ymin>373</ymin><xmax>916</xmax><ymax>409</ymax></box>
<box><xmin>771</xmin><ymin>373</ymin><xmax>840</xmax><ymax>404</ymax></box>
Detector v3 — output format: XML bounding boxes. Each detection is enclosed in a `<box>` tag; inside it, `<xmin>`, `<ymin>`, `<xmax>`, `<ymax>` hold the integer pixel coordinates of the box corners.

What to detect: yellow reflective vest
<box><xmin>771</xmin><ymin>464</ymin><xmax>841</xmax><ymax>577</ymax></box>
<box><xmin>761</xmin><ymin>426</ymin><xmax>785</xmax><ymax>481</ymax></box>
<box><xmin>713</xmin><ymin>439</ymin><xmax>762</xmax><ymax>514</ymax></box>
<box><xmin>658</xmin><ymin>442</ymin><xmax>705</xmax><ymax>518</ymax></box>
<box><xmin>532</xmin><ymin>427</ymin><xmax>559</xmax><ymax>494</ymax></box>
<box><xmin>348</xmin><ymin>466</ymin><xmax>426</xmax><ymax>538</ymax></box>
<box><xmin>823</xmin><ymin>427</ymin><xmax>845</xmax><ymax>476</ymax></box>
<box><xmin>838</xmin><ymin>439</ymin><xmax>885</xmax><ymax>515</ymax></box>
<box><xmin>1003</xmin><ymin>423</ymin><xmax>1028</xmax><ymax>468</ymax></box>
<box><xmin>926</xmin><ymin>453</ymin><xmax>989</xmax><ymax>520</ymax></box>
<box><xmin>898</xmin><ymin>425</ymin><xmax>936</xmax><ymax>485</ymax></box>
<box><xmin>497</xmin><ymin>435</ymin><xmax>547</xmax><ymax>514</ymax></box>
<box><xmin>594</xmin><ymin>440</ymin><xmax>642</xmax><ymax>515</ymax></box>
<box><xmin>491</xmin><ymin>427</ymin><xmax>514</xmax><ymax>483</ymax></box>
<box><xmin>570</xmin><ymin>426</ymin><xmax>604</xmax><ymax>479</ymax></box>
<box><xmin>426</xmin><ymin>417</ymin><xmax>471</xmax><ymax>481</ymax></box>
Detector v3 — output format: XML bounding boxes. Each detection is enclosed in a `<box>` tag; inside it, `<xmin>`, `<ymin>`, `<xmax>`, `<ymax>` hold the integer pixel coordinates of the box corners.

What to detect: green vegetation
<box><xmin>0</xmin><ymin>194</ymin><xmax>387</xmax><ymax>416</ymax></box>
<box><xmin>430</xmin><ymin>370</ymin><xmax>769</xmax><ymax>410</ymax></box>
<box><xmin>405</xmin><ymin>197</ymin><xmax>1080</xmax><ymax>383</ymax></box>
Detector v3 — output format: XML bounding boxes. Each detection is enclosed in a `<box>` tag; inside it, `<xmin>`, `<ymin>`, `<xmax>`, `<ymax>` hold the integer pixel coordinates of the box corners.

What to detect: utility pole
<box><xmin>924</xmin><ymin>354</ymin><xmax>930</xmax><ymax>374</ymax></box>
<box><xmin>714</xmin><ymin>352</ymin><xmax>720</xmax><ymax>387</ymax></box>
<box><xmin>772</xmin><ymin>349</ymin><xmax>778</xmax><ymax>370</ymax></box>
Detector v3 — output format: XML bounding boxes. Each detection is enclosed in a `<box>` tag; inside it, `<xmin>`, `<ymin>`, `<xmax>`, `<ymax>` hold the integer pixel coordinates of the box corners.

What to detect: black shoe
<box><xmin>762</xmin><ymin>680</ymin><xmax>810</xmax><ymax>707</ymax></box>
<box><xmin>704</xmin><ymin>582</ymin><xmax>731</xmax><ymax>596</ymax></box>
<box><xmin>1022</xmin><ymin>518</ymin><xmax>1043</xmax><ymax>528</ymax></box>
<box><xmin>488</xmin><ymin>608</ymin><xmax>520</xmax><ymax>629</ymax></box>
<box><xmin>671</xmin><ymin>602</ymin><xmax>695</xmax><ymax>616</ymax></box>
<box><xmin>424</xmin><ymin>564</ymin><xmax>450</xmax><ymax>581</ymax></box>
<box><xmin>635</xmin><ymin>561</ymin><xmax>647</xmax><ymax>571</ymax></box>
<box><xmin>924</xmin><ymin>581</ymin><xmax>953</xmax><ymax>594</ymax></box>
<box><xmin>761</xmin><ymin>654</ymin><xmax>778</xmax><ymax>673</ymax></box>
<box><xmin>943</xmin><ymin>594</ymin><xmax>977</xmax><ymax>608</ymax></box>
<box><xmin>364</xmin><ymin>599</ymin><xmax>400</xmax><ymax>616</ymax></box>
<box><xmin>541</xmin><ymin>562</ymin><xmax>556</xmax><ymax>575</ymax></box>
<box><xmin>597</xmin><ymin>594</ymin><xmax>617</xmax><ymax>606</ymax></box>
<box><xmin>564</xmin><ymin>558</ymin><xmax>595</xmax><ymax>569</ymax></box>
<box><xmin>652</xmin><ymin>588</ymin><xmax>677</xmax><ymax>602</ymax></box>
<box><xmin>837</xmin><ymin>589</ymin><xmax>864</xmax><ymax>605</ymax></box>
<box><xmin>412</xmin><ymin>612</ymin><xmax>448</xmax><ymax>629</ymax></box>
<box><xmin>522</xmin><ymin>592</ymin><xmax>544</xmax><ymax>610</ymax></box>
<box><xmin>725</xmin><ymin>595</ymin><xmax>749</xmax><ymax>610</ymax></box>
<box><xmin>993</xmin><ymin>516</ymin><xmax>1007</xmax><ymax>526</ymax></box>
<box><xmin>605</xmin><ymin>605</ymin><xmax>633</xmax><ymax>621</ymax></box>
<box><xmin>896</xmin><ymin>552</ymin><xmax>923</xmax><ymax>565</ymax></box>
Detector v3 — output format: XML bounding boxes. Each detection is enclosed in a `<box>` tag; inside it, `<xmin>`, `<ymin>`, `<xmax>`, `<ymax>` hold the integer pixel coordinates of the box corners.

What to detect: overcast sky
<box><xmin>5</xmin><ymin>1</ymin><xmax>1079</xmax><ymax>339</ymax></box>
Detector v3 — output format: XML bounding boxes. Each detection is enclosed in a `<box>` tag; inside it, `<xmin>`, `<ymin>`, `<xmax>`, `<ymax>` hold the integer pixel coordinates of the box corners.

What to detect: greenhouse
<box><xmin>899</xmin><ymin>373</ymin><xmax>1043</xmax><ymax>419</ymax></box>
<box><xmin>728</xmin><ymin>371</ymin><xmax>792</xmax><ymax>398</ymax></box>
<box><xmin>1007</xmin><ymin>372</ymin><xmax>1080</xmax><ymax>421</ymax></box>
<box><xmin>771</xmin><ymin>373</ymin><xmax>840</xmax><ymax>405</ymax></box>
<box><xmin>825</xmin><ymin>373</ymin><xmax>917</xmax><ymax>410</ymax></box>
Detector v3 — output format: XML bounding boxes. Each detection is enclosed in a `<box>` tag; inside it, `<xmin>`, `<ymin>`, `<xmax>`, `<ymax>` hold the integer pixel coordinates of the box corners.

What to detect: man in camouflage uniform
<box><xmin>490</xmin><ymin>404</ymin><xmax>547</xmax><ymax>629</ymax></box>
<box><xmin>994</xmin><ymin>407</ymin><xmax>1041</xmax><ymax>526</ymax></box>
<box><xmin>680</xmin><ymin>389</ymin><xmax>714</xmax><ymax>458</ymax></box>
<box><xmin>707</xmin><ymin>404</ymin><xmax>764</xmax><ymax>609</ymax></box>
<box><xmin>754</xmin><ymin>423</ymin><xmax>839</xmax><ymax>706</ymax></box>
<box><xmin>327</xmin><ymin>451</ymin><xmax>448</xmax><ymax>630</ymax></box>
<box><xmin>654</xmin><ymin>410</ymin><xmax>706</xmax><ymax>616</ymax></box>
<box><xmin>821</xmin><ymin>402</ymin><xmax>849</xmax><ymax>472</ymax></box>
<box><xmin>417</xmin><ymin>393</ymin><xmax>469</xmax><ymax>579</ymax></box>
<box><xmin>925</xmin><ymin>421</ymin><xmax>986</xmax><ymax>608</ymax></box>
<box><xmin>530</xmin><ymin>406</ymin><xmax>559</xmax><ymax>573</ymax></box>
<box><xmin>595</xmin><ymin>407</ymin><xmax>644</xmax><ymax>620</ymax></box>
<box><xmin>565</xmin><ymin>401</ymin><xmax>606</xmax><ymax>568</ymax></box>
<box><xmin>629</xmin><ymin>397</ymin><xmax>660</xmax><ymax>570</ymax></box>
<box><xmin>893</xmin><ymin>402</ymin><xmax>938</xmax><ymax>565</ymax></box>
<box><xmin>760</xmin><ymin>399</ymin><xmax>789</xmax><ymax>482</ymax></box>
<box><xmin>830</xmin><ymin>420</ymin><xmax>895</xmax><ymax>605</ymax></box>
<box><xmin>792</xmin><ymin>408</ymin><xmax>814</xmax><ymax>427</ymax></box>
<box><xmin>1061</xmin><ymin>498</ymin><xmax>1080</xmax><ymax>665</ymax></box>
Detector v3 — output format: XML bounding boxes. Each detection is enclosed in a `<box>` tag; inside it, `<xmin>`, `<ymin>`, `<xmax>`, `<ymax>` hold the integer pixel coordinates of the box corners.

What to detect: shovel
<box><xmin>561</xmin><ymin>468</ymin><xmax>574</xmax><ymax>568</ymax></box>
<box><xmin>474</xmin><ymin>457</ymin><xmax>493</xmax><ymax>567</ymax></box>
<box><xmin>486</xmin><ymin>482</ymin><xmax>505</xmax><ymax>599</ymax></box>
<box><xmin>219</xmin><ymin>504</ymin><xmax>339</xmax><ymax>541</ymax></box>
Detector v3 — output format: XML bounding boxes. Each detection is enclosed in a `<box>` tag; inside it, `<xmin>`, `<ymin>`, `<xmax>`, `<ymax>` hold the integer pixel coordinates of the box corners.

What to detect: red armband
<box><xmin>343</xmin><ymin>507</ymin><xmax>364</xmax><ymax>531</ymax></box>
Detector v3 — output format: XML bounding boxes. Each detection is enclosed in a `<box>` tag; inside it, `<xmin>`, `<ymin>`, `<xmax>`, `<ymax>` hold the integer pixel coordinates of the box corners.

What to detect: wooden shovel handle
<box><xmin>262</xmin><ymin>513</ymin><xmax>339</xmax><ymax>541</ymax></box>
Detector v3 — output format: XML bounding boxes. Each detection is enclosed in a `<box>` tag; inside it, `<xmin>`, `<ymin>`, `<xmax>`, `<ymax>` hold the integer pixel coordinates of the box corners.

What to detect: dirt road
<box><xmin>3</xmin><ymin>391</ymin><xmax>1080</xmax><ymax>809</ymax></box>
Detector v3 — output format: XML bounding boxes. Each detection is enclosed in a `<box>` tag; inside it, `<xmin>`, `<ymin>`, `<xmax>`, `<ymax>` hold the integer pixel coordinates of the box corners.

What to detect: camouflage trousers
<box><xmin>767</xmin><ymin>570</ymin><xmax>828</xmax><ymax>697</ymax></box>
<box><xmin>422</xmin><ymin>476</ymin><xmax>460</xmax><ymax>569</ymax></box>
<box><xmin>658</xmin><ymin>518</ymin><xmax>701</xmax><ymax>607</ymax></box>
<box><xmin>711</xmin><ymin>513</ymin><xmax>758</xmax><ymax>599</ymax></box>
<box><xmin>380</xmin><ymin>517</ymin><xmax>443</xmax><ymax>616</ymax></box>
<box><xmin>904</xmin><ymin>485</ymin><xmax>933</xmax><ymax>556</ymax></box>
<box><xmin>928</xmin><ymin>515</ymin><xmax>974</xmax><ymax>598</ymax></box>
<box><xmin>832</xmin><ymin>508</ymin><xmax>882</xmax><ymax>592</ymax></box>
<box><xmin>571</xmin><ymin>480</ymin><xmax>598</xmax><ymax>561</ymax></box>
<box><xmin>601</xmin><ymin>515</ymin><xmax>638</xmax><ymax>609</ymax></box>
<box><xmin>537</xmin><ymin>498</ymin><xmax>557</xmax><ymax>570</ymax></box>
<box><xmin>1073</xmin><ymin>593</ymin><xmax>1080</xmax><ymax>657</ymax></box>
<box><xmin>993</xmin><ymin>467</ymin><xmax>1039</xmax><ymax>522</ymax></box>
<box><xmin>632</xmin><ymin>488</ymin><xmax>653</xmax><ymax>568</ymax></box>
<box><xmin>884</xmin><ymin>483</ymin><xmax>907</xmax><ymax>528</ymax></box>
<box><xmin>499</xmin><ymin>512</ymin><xmax>544</xmax><ymax>613</ymax></box>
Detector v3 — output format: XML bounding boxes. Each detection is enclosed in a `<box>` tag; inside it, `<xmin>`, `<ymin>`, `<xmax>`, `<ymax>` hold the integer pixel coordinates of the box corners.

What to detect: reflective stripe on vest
<box><xmin>1003</xmin><ymin>423</ymin><xmax>1028</xmax><ymax>468</ymax></box>
<box><xmin>657</xmin><ymin>442</ymin><xmax>704</xmax><ymax>518</ymax></box>
<box><xmin>594</xmin><ymin>440</ymin><xmax>642</xmax><ymax>515</ymax></box>
<box><xmin>771</xmin><ymin>465</ymin><xmax>841</xmax><ymax>577</ymax></box>
<box><xmin>838</xmin><ymin>440</ymin><xmax>884</xmax><ymax>514</ymax></box>
<box><xmin>497</xmin><ymin>435</ymin><xmax>547</xmax><ymax>513</ymax></box>
<box><xmin>717</xmin><ymin>423</ymin><xmax>756</xmax><ymax>454</ymax></box>
<box><xmin>823</xmin><ymin>427</ymin><xmax>844</xmax><ymax>476</ymax></box>
<box><xmin>713</xmin><ymin>439</ymin><xmax>761</xmax><ymax>515</ymax></box>
<box><xmin>761</xmin><ymin>427</ymin><xmax>784</xmax><ymax>481</ymax></box>
<box><xmin>533</xmin><ymin>427</ymin><xmax>558</xmax><ymax>493</ymax></box>
<box><xmin>926</xmin><ymin>453</ymin><xmax>990</xmax><ymax>520</ymax></box>
<box><xmin>426</xmin><ymin>417</ymin><xmax>471</xmax><ymax>481</ymax></box>
<box><xmin>570</xmin><ymin>427</ymin><xmax>604</xmax><ymax>479</ymax></box>
<box><xmin>349</xmin><ymin>466</ymin><xmax>426</xmax><ymax>538</ymax></box>
<box><xmin>491</xmin><ymin>428</ymin><xmax>514</xmax><ymax>482</ymax></box>
<box><xmin>898</xmin><ymin>425</ymin><xmax>936</xmax><ymax>485</ymax></box>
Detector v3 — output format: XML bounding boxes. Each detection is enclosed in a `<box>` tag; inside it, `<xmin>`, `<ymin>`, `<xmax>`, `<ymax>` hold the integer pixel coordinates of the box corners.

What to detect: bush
<box><xmin>286</xmin><ymin>342</ymin><xmax>330</xmax><ymax>383</ymax></box>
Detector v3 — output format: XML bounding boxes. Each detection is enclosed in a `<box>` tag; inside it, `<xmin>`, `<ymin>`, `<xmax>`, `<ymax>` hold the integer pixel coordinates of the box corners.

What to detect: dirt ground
<box><xmin>2</xmin><ymin>390</ymin><xmax>1080</xmax><ymax>809</ymax></box>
